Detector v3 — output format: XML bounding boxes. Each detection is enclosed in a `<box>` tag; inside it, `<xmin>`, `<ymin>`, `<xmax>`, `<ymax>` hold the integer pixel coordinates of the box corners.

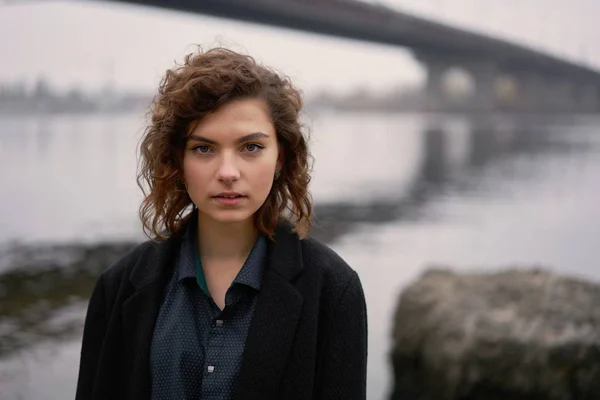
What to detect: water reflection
<box><xmin>310</xmin><ymin>117</ymin><xmax>584</xmax><ymax>242</ymax></box>
<box><xmin>0</xmin><ymin>242</ymin><xmax>137</xmax><ymax>358</ymax></box>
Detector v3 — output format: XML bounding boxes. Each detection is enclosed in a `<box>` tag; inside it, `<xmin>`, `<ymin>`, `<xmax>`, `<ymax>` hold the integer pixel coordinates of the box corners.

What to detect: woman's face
<box><xmin>183</xmin><ymin>98</ymin><xmax>281</xmax><ymax>227</ymax></box>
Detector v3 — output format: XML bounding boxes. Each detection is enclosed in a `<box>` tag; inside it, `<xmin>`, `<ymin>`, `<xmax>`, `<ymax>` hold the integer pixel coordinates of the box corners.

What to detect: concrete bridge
<box><xmin>104</xmin><ymin>0</ymin><xmax>600</xmax><ymax>113</ymax></box>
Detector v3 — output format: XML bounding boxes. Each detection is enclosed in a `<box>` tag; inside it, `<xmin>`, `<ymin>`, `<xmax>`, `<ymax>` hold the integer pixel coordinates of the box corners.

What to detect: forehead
<box><xmin>189</xmin><ymin>98</ymin><xmax>275</xmax><ymax>140</ymax></box>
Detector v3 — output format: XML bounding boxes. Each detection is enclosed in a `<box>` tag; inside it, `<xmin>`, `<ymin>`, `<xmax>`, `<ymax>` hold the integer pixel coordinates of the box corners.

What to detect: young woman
<box><xmin>75</xmin><ymin>47</ymin><xmax>368</xmax><ymax>400</ymax></box>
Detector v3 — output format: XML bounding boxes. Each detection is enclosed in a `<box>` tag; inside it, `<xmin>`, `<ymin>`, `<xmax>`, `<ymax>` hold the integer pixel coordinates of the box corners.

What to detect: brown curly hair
<box><xmin>136</xmin><ymin>47</ymin><xmax>313</xmax><ymax>241</ymax></box>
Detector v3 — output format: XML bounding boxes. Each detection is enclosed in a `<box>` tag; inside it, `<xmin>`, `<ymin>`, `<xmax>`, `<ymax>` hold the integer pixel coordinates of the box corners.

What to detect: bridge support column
<box><xmin>463</xmin><ymin>61</ymin><xmax>498</xmax><ymax>112</ymax></box>
<box><xmin>423</xmin><ymin>60</ymin><xmax>447</xmax><ymax>112</ymax></box>
<box><xmin>512</xmin><ymin>72</ymin><xmax>546</xmax><ymax>112</ymax></box>
<box><xmin>419</xmin><ymin>54</ymin><xmax>503</xmax><ymax>113</ymax></box>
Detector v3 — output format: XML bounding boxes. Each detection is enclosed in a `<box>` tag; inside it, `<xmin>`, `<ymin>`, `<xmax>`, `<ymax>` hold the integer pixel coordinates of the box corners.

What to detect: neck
<box><xmin>196</xmin><ymin>213</ymin><xmax>258</xmax><ymax>260</ymax></box>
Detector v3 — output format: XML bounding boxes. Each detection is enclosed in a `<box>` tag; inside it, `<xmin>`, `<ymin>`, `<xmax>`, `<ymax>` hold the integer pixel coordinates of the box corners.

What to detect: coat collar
<box><xmin>265</xmin><ymin>219</ymin><xmax>305</xmax><ymax>281</ymax></box>
<box><xmin>122</xmin><ymin>216</ymin><xmax>305</xmax><ymax>400</ymax></box>
<box><xmin>128</xmin><ymin>216</ymin><xmax>304</xmax><ymax>291</ymax></box>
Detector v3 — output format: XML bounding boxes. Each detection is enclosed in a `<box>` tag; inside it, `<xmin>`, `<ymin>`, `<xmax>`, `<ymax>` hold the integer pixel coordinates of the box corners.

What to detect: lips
<box><xmin>212</xmin><ymin>193</ymin><xmax>247</xmax><ymax>206</ymax></box>
<box><xmin>213</xmin><ymin>193</ymin><xmax>246</xmax><ymax>199</ymax></box>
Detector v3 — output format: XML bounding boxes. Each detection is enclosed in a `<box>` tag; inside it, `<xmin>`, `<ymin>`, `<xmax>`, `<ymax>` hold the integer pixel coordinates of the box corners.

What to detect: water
<box><xmin>1</xmin><ymin>110</ymin><xmax>600</xmax><ymax>400</ymax></box>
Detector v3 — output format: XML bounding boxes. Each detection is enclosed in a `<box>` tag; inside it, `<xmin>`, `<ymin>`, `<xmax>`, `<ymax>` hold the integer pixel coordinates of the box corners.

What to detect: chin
<box><xmin>203</xmin><ymin>210</ymin><xmax>255</xmax><ymax>225</ymax></box>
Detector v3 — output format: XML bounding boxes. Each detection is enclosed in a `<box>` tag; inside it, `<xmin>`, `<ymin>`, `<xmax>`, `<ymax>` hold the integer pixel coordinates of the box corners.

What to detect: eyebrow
<box><xmin>188</xmin><ymin>132</ymin><xmax>269</xmax><ymax>145</ymax></box>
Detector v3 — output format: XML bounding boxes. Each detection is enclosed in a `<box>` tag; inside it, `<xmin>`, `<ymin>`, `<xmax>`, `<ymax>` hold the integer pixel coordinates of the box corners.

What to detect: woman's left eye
<box><xmin>244</xmin><ymin>143</ymin><xmax>264</xmax><ymax>153</ymax></box>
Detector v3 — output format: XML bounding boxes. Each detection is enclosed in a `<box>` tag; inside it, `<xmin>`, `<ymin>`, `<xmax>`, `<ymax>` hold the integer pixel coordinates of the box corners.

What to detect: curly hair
<box><xmin>136</xmin><ymin>47</ymin><xmax>313</xmax><ymax>241</ymax></box>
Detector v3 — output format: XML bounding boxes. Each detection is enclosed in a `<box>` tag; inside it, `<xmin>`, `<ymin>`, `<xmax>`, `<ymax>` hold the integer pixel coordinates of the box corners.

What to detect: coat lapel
<box><xmin>234</xmin><ymin>222</ymin><xmax>305</xmax><ymax>400</ymax></box>
<box><xmin>121</xmin><ymin>236</ymin><xmax>180</xmax><ymax>399</ymax></box>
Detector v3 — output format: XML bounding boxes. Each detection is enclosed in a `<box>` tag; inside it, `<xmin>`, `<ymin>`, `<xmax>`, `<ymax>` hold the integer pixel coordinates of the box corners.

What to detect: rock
<box><xmin>391</xmin><ymin>268</ymin><xmax>600</xmax><ymax>400</ymax></box>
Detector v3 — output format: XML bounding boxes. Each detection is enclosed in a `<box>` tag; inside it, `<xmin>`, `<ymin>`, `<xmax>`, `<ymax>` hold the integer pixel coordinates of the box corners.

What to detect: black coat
<box><xmin>75</xmin><ymin>222</ymin><xmax>368</xmax><ymax>400</ymax></box>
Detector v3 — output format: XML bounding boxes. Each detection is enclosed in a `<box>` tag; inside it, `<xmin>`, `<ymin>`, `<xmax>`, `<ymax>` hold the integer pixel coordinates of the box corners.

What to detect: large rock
<box><xmin>391</xmin><ymin>268</ymin><xmax>600</xmax><ymax>400</ymax></box>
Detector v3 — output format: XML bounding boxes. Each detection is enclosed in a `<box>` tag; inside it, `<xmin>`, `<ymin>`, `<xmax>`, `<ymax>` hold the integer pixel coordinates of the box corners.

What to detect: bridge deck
<box><xmin>106</xmin><ymin>0</ymin><xmax>600</xmax><ymax>81</ymax></box>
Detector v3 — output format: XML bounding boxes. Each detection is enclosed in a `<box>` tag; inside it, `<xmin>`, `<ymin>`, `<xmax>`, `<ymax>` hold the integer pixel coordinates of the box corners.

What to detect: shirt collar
<box><xmin>177</xmin><ymin>217</ymin><xmax>267</xmax><ymax>291</ymax></box>
<box><xmin>230</xmin><ymin>235</ymin><xmax>267</xmax><ymax>291</ymax></box>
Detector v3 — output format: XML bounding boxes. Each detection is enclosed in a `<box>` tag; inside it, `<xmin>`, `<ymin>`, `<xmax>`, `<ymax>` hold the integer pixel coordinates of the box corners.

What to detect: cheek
<box><xmin>245</xmin><ymin>169</ymin><xmax>274</xmax><ymax>202</ymax></box>
<box><xmin>255</xmin><ymin>170</ymin><xmax>275</xmax><ymax>190</ymax></box>
<box><xmin>253</xmin><ymin>156</ymin><xmax>278</xmax><ymax>185</ymax></box>
<box><xmin>183</xmin><ymin>157</ymin><xmax>208</xmax><ymax>188</ymax></box>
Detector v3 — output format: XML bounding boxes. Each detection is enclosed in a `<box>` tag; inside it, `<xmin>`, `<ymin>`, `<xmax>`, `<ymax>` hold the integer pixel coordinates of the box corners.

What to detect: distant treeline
<box><xmin>0</xmin><ymin>78</ymin><xmax>152</xmax><ymax>115</ymax></box>
<box><xmin>305</xmin><ymin>85</ymin><xmax>425</xmax><ymax>112</ymax></box>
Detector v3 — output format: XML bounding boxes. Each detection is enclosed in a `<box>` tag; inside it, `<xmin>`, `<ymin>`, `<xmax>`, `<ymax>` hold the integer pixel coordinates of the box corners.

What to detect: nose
<box><xmin>216</xmin><ymin>152</ymin><xmax>240</xmax><ymax>184</ymax></box>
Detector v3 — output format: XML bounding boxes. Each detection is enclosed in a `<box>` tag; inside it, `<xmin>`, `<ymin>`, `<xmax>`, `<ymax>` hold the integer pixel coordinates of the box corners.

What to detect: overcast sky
<box><xmin>0</xmin><ymin>0</ymin><xmax>598</xmax><ymax>96</ymax></box>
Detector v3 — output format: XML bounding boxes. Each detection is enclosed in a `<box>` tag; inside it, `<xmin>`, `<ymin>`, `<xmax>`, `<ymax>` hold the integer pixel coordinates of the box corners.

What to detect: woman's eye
<box><xmin>194</xmin><ymin>145</ymin><xmax>212</xmax><ymax>154</ymax></box>
<box><xmin>244</xmin><ymin>143</ymin><xmax>264</xmax><ymax>153</ymax></box>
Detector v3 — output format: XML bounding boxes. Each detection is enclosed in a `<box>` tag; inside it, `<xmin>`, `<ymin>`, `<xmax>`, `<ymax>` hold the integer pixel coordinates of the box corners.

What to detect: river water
<box><xmin>1</xmin><ymin>110</ymin><xmax>599</xmax><ymax>399</ymax></box>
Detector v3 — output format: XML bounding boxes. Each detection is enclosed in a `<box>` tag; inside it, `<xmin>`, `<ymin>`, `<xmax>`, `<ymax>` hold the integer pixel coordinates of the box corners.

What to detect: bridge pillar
<box><xmin>420</xmin><ymin>55</ymin><xmax>500</xmax><ymax>113</ymax></box>
<box><xmin>419</xmin><ymin>54</ymin><xmax>506</xmax><ymax>113</ymax></box>
<box><xmin>512</xmin><ymin>72</ymin><xmax>546</xmax><ymax>112</ymax></box>
<box><xmin>423</xmin><ymin>60</ymin><xmax>447</xmax><ymax>112</ymax></box>
<box><xmin>463</xmin><ymin>60</ymin><xmax>498</xmax><ymax>112</ymax></box>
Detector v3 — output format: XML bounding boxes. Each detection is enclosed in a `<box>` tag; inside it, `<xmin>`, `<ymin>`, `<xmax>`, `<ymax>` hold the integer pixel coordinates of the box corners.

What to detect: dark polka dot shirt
<box><xmin>150</xmin><ymin>221</ymin><xmax>267</xmax><ymax>400</ymax></box>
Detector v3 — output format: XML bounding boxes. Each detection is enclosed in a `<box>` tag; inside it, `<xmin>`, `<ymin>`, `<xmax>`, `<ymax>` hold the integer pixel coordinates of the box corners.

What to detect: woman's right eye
<box><xmin>193</xmin><ymin>145</ymin><xmax>212</xmax><ymax>154</ymax></box>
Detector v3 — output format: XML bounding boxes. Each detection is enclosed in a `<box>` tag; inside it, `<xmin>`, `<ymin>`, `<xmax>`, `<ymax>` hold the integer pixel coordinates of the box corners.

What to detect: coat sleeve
<box><xmin>316</xmin><ymin>271</ymin><xmax>368</xmax><ymax>400</ymax></box>
<box><xmin>75</xmin><ymin>274</ymin><xmax>109</xmax><ymax>400</ymax></box>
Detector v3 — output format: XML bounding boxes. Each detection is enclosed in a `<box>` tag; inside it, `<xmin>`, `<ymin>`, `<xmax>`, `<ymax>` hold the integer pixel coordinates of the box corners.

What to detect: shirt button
<box><xmin>215</xmin><ymin>320</ymin><xmax>224</xmax><ymax>327</ymax></box>
<box><xmin>207</xmin><ymin>365</ymin><xmax>215</xmax><ymax>373</ymax></box>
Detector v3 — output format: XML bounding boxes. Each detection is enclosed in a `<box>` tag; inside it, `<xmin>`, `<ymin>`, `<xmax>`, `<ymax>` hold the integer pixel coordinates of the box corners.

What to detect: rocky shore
<box><xmin>0</xmin><ymin>241</ymin><xmax>139</xmax><ymax>357</ymax></box>
<box><xmin>391</xmin><ymin>268</ymin><xmax>600</xmax><ymax>400</ymax></box>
